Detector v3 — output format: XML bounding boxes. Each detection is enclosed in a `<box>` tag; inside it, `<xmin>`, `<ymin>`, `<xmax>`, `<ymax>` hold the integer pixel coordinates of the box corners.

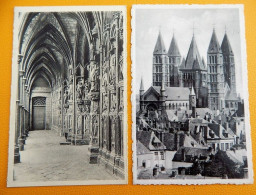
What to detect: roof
<box><xmin>195</xmin><ymin>108</ymin><xmax>213</xmax><ymax>119</ymax></box>
<box><xmin>152</xmin><ymin>86</ymin><xmax>190</xmax><ymax>101</ymax></box>
<box><xmin>167</xmin><ymin>35</ymin><xmax>181</xmax><ymax>56</ymax></box>
<box><xmin>208</xmin><ymin>29</ymin><xmax>222</xmax><ymax>53</ymax></box>
<box><xmin>225</xmin><ymin>91</ymin><xmax>239</xmax><ymax>101</ymax></box>
<box><xmin>221</xmin><ymin>33</ymin><xmax>234</xmax><ymax>55</ymax></box>
<box><xmin>173</xmin><ymin>147</ymin><xmax>212</xmax><ymax>162</ymax></box>
<box><xmin>153</xmin><ymin>31</ymin><xmax>167</xmax><ymax>54</ymax></box>
<box><xmin>182</xmin><ymin>35</ymin><xmax>205</xmax><ymax>71</ymax></box>
<box><xmin>137</xmin><ymin>130</ymin><xmax>166</xmax><ymax>151</ymax></box>
<box><xmin>166</xmin><ymin>110</ymin><xmax>178</xmax><ymax>121</ymax></box>
<box><xmin>137</xmin><ymin>140</ymin><xmax>151</xmax><ymax>155</ymax></box>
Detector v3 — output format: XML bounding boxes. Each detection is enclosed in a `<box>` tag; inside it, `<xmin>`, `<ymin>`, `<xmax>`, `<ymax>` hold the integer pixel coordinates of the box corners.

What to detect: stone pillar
<box><xmin>18</xmin><ymin>61</ymin><xmax>25</xmax><ymax>151</ymax></box>
<box><xmin>14</xmin><ymin>54</ymin><xmax>23</xmax><ymax>163</ymax></box>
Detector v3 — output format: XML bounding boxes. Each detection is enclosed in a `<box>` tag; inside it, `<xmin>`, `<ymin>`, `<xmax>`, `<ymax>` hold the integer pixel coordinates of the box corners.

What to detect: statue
<box><xmin>89</xmin><ymin>61</ymin><xmax>99</xmax><ymax>92</ymax></box>
<box><xmin>109</xmin><ymin>53</ymin><xmax>116</xmax><ymax>85</ymax></box>
<box><xmin>76</xmin><ymin>79</ymin><xmax>84</xmax><ymax>101</ymax></box>
<box><xmin>92</xmin><ymin>117</ymin><xmax>98</xmax><ymax>137</ymax></box>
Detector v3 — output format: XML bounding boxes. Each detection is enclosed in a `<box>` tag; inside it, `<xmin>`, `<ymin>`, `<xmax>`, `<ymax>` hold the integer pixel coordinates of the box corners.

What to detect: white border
<box><xmin>7</xmin><ymin>5</ymin><xmax>128</xmax><ymax>187</ymax></box>
<box><xmin>131</xmin><ymin>4</ymin><xmax>253</xmax><ymax>185</ymax></box>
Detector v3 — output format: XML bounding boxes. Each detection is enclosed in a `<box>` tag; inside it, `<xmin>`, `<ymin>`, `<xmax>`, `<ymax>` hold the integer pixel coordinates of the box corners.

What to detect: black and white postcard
<box><xmin>8</xmin><ymin>6</ymin><xmax>127</xmax><ymax>187</ymax></box>
<box><xmin>132</xmin><ymin>4</ymin><xmax>253</xmax><ymax>185</ymax></box>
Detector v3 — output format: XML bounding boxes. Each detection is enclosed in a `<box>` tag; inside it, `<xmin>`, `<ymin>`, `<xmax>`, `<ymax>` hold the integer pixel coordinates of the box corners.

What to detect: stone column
<box><xmin>14</xmin><ymin>54</ymin><xmax>23</xmax><ymax>163</ymax></box>
<box><xmin>18</xmin><ymin>61</ymin><xmax>25</xmax><ymax>151</ymax></box>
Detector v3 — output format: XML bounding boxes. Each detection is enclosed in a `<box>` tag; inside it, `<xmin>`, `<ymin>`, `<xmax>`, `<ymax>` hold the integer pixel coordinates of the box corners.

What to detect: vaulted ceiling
<box><xmin>18</xmin><ymin>11</ymin><xmax>115</xmax><ymax>92</ymax></box>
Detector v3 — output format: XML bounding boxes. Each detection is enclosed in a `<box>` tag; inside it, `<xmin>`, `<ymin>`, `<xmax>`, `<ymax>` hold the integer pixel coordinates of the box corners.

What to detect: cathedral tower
<box><xmin>153</xmin><ymin>31</ymin><xmax>169</xmax><ymax>86</ymax></box>
<box><xmin>207</xmin><ymin>28</ymin><xmax>225</xmax><ymax>111</ymax></box>
<box><xmin>221</xmin><ymin>32</ymin><xmax>236</xmax><ymax>94</ymax></box>
<box><xmin>179</xmin><ymin>34</ymin><xmax>208</xmax><ymax>107</ymax></box>
<box><xmin>167</xmin><ymin>34</ymin><xmax>181</xmax><ymax>87</ymax></box>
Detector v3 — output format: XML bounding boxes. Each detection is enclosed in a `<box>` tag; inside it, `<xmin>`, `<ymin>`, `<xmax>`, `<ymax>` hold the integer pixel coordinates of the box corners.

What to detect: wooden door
<box><xmin>32</xmin><ymin>97</ymin><xmax>46</xmax><ymax>130</ymax></box>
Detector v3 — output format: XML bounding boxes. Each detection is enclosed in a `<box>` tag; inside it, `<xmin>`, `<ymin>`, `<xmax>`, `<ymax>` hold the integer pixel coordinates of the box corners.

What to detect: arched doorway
<box><xmin>32</xmin><ymin>97</ymin><xmax>46</xmax><ymax>130</ymax></box>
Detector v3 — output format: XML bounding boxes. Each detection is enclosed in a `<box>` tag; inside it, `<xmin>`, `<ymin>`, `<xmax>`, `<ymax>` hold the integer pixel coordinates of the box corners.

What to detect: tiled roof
<box><xmin>152</xmin><ymin>86</ymin><xmax>190</xmax><ymax>101</ymax></box>
<box><xmin>137</xmin><ymin>140</ymin><xmax>151</xmax><ymax>155</ymax></box>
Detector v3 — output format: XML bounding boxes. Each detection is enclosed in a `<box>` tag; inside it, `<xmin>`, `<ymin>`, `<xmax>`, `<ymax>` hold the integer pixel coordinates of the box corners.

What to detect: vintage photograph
<box><xmin>8</xmin><ymin>6</ymin><xmax>127</xmax><ymax>187</ymax></box>
<box><xmin>132</xmin><ymin>5</ymin><xmax>253</xmax><ymax>184</ymax></box>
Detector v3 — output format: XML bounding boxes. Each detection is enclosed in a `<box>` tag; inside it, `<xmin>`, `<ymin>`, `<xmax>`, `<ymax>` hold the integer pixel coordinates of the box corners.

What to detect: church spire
<box><xmin>184</xmin><ymin>35</ymin><xmax>204</xmax><ymax>70</ymax></box>
<box><xmin>167</xmin><ymin>33</ymin><xmax>181</xmax><ymax>56</ymax></box>
<box><xmin>221</xmin><ymin>32</ymin><xmax>234</xmax><ymax>55</ymax></box>
<box><xmin>153</xmin><ymin>30</ymin><xmax>166</xmax><ymax>54</ymax></box>
<box><xmin>208</xmin><ymin>28</ymin><xmax>221</xmax><ymax>53</ymax></box>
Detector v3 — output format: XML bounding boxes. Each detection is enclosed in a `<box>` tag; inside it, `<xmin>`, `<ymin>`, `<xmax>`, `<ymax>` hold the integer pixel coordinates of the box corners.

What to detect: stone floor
<box><xmin>14</xmin><ymin>130</ymin><xmax>116</xmax><ymax>182</ymax></box>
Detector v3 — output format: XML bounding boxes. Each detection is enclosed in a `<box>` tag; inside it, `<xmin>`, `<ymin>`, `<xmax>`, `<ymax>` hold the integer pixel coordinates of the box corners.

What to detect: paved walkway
<box><xmin>14</xmin><ymin>130</ymin><xmax>115</xmax><ymax>182</ymax></box>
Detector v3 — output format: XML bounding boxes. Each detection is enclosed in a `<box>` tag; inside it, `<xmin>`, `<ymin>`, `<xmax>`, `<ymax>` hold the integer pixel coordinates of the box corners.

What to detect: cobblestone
<box><xmin>14</xmin><ymin>130</ymin><xmax>115</xmax><ymax>182</ymax></box>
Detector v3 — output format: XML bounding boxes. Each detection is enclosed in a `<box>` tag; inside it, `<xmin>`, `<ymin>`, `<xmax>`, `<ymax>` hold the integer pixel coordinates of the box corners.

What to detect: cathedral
<box><xmin>13</xmin><ymin>11</ymin><xmax>125</xmax><ymax>178</ymax></box>
<box><xmin>142</xmin><ymin>28</ymin><xmax>240</xmax><ymax>113</ymax></box>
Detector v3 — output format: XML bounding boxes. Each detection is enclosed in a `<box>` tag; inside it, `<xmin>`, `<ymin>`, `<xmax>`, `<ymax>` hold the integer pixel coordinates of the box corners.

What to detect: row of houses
<box><xmin>136</xmin><ymin>103</ymin><xmax>247</xmax><ymax>179</ymax></box>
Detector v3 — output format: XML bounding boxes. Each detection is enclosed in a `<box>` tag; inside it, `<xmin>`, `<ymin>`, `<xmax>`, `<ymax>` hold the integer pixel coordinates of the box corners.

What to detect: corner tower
<box><xmin>207</xmin><ymin>28</ymin><xmax>225</xmax><ymax>111</ymax></box>
<box><xmin>153</xmin><ymin>31</ymin><xmax>169</xmax><ymax>86</ymax></box>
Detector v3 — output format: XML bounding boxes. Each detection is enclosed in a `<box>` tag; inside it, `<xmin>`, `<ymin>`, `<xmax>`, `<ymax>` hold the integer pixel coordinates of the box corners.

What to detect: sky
<box><xmin>134</xmin><ymin>7</ymin><xmax>246</xmax><ymax>98</ymax></box>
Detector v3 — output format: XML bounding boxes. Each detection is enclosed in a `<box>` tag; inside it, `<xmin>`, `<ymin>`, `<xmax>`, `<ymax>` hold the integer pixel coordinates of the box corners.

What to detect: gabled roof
<box><xmin>182</xmin><ymin>35</ymin><xmax>205</xmax><ymax>71</ymax></box>
<box><xmin>221</xmin><ymin>33</ymin><xmax>234</xmax><ymax>55</ymax></box>
<box><xmin>167</xmin><ymin>35</ymin><xmax>181</xmax><ymax>56</ymax></box>
<box><xmin>208</xmin><ymin>29</ymin><xmax>222</xmax><ymax>53</ymax></box>
<box><xmin>153</xmin><ymin>31</ymin><xmax>167</xmax><ymax>54</ymax></box>
<box><xmin>137</xmin><ymin>130</ymin><xmax>166</xmax><ymax>151</ymax></box>
<box><xmin>137</xmin><ymin>140</ymin><xmax>151</xmax><ymax>155</ymax></box>
<box><xmin>152</xmin><ymin>86</ymin><xmax>190</xmax><ymax>101</ymax></box>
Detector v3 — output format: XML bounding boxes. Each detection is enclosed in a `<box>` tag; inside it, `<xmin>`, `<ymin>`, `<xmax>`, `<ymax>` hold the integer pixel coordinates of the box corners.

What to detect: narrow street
<box><xmin>14</xmin><ymin>130</ymin><xmax>115</xmax><ymax>182</ymax></box>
